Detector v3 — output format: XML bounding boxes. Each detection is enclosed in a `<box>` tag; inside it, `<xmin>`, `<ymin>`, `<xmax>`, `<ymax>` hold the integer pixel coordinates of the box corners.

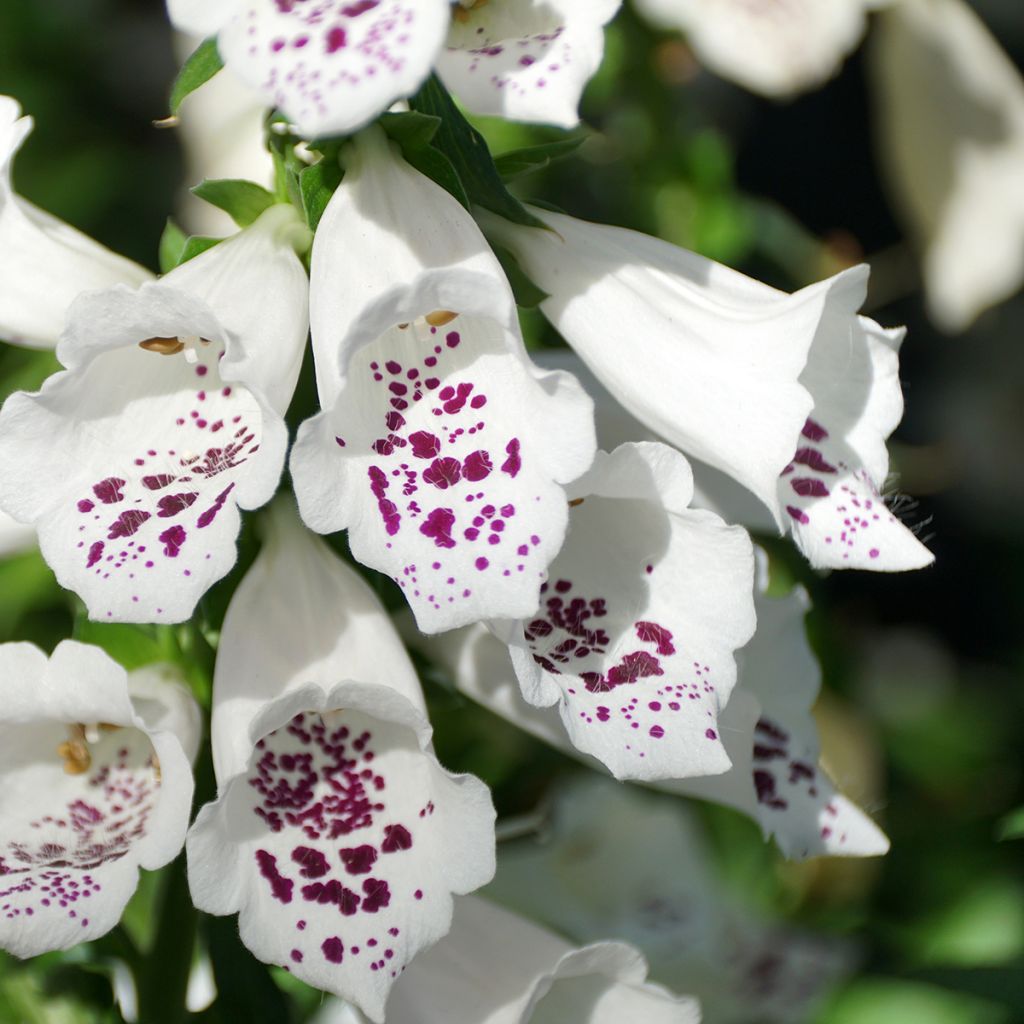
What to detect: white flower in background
<box><xmin>632</xmin><ymin>0</ymin><xmax>878</xmax><ymax>99</ymax></box>
<box><xmin>166</xmin><ymin>0</ymin><xmax>620</xmax><ymax>138</ymax></box>
<box><xmin>186</xmin><ymin>501</ymin><xmax>495</xmax><ymax>1023</ymax></box>
<box><xmin>0</xmin><ymin>510</ymin><xmax>35</xmax><ymax>560</ymax></box>
<box><xmin>487</xmin><ymin>207</ymin><xmax>934</xmax><ymax>573</ymax></box>
<box><xmin>499</xmin><ymin>441</ymin><xmax>755</xmax><ymax>782</ymax></box>
<box><xmin>0</xmin><ymin>642</ymin><xmax>198</xmax><ymax>957</ymax></box>
<box><xmin>291</xmin><ymin>129</ymin><xmax>595</xmax><ymax>634</ymax></box>
<box><xmin>0</xmin><ymin>96</ymin><xmax>151</xmax><ymax>350</ymax></box>
<box><xmin>0</xmin><ymin>204</ymin><xmax>310</xmax><ymax>624</ymax></box>
<box><xmin>314</xmin><ymin>896</ymin><xmax>701</xmax><ymax>1024</ymax></box>
<box><xmin>173</xmin><ymin>33</ymin><xmax>275</xmax><ymax>237</ymax></box>
<box><xmin>490</xmin><ymin>778</ymin><xmax>853</xmax><ymax>1024</ymax></box>
<box><xmin>871</xmin><ymin>0</ymin><xmax>1024</xmax><ymax>332</ymax></box>
<box><xmin>411</xmin><ymin>534</ymin><xmax>888</xmax><ymax>858</ymax></box>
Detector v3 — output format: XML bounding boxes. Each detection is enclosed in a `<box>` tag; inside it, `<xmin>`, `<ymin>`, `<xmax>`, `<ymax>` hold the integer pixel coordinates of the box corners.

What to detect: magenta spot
<box><xmin>408</xmin><ymin>430</ymin><xmax>441</xmax><ymax>460</ymax></box>
<box><xmin>339</xmin><ymin>845</ymin><xmax>377</xmax><ymax>875</ymax></box>
<box><xmin>705</xmin><ymin>728</ymin><xmax>718</xmax><ymax>740</ymax></box>
<box><xmin>292</xmin><ymin>846</ymin><xmax>330</xmax><ymax>879</ymax></box>
<box><xmin>475</xmin><ymin>557</ymin><xmax>489</xmax><ymax>571</ymax></box>
<box><xmin>107</xmin><ymin>510</ymin><xmax>150</xmax><ymax>540</ymax></box>
<box><xmin>649</xmin><ymin>725</ymin><xmax>665</xmax><ymax>739</ymax></box>
<box><xmin>801</xmin><ymin>418</ymin><xmax>829</xmax><ymax>442</ymax></box>
<box><xmin>786</xmin><ymin>505</ymin><xmax>810</xmax><ymax>525</ymax></box>
<box><xmin>501</xmin><ymin>438</ymin><xmax>522</xmax><ymax>478</ymax></box>
<box><xmin>196</xmin><ymin>365</ymin><xmax>208</xmax><ymax>377</ymax></box>
<box><xmin>326</xmin><ymin>25</ymin><xmax>347</xmax><ymax>51</ymax></box>
<box><xmin>157</xmin><ymin>492</ymin><xmax>198</xmax><ymax>518</ymax></box>
<box><xmin>255</xmin><ymin>850</ymin><xmax>293</xmax><ymax>904</ymax></box>
<box><xmin>159</xmin><ymin>525</ymin><xmax>187</xmax><ymax>558</ymax></box>
<box><xmin>197</xmin><ymin>483</ymin><xmax>235</xmax><ymax>528</ymax></box>
<box><xmin>86</xmin><ymin>541</ymin><xmax>104</xmax><ymax>568</ymax></box>
<box><xmin>423</xmin><ymin>457</ymin><xmax>462</xmax><ymax>490</ymax></box>
<box><xmin>361</xmin><ymin>878</ymin><xmax>391</xmax><ymax>913</ymax></box>
<box><xmin>93</xmin><ymin>478</ymin><xmax>126</xmax><ymax>504</ymax></box>
<box><xmin>381</xmin><ymin>824</ymin><xmax>413</xmax><ymax>853</ymax></box>
<box><xmin>445</xmin><ymin>331</ymin><xmax>460</xmax><ymax>348</ymax></box>
<box><xmin>322</xmin><ymin>937</ymin><xmax>344</xmax><ymax>964</ymax></box>
<box><xmin>420</xmin><ymin>507</ymin><xmax>456</xmax><ymax>549</ymax></box>
<box><xmin>462</xmin><ymin>450</ymin><xmax>493</xmax><ymax>482</ymax></box>
<box><xmin>791</xmin><ymin>477</ymin><xmax>830</xmax><ymax>498</ymax></box>
<box><xmin>793</xmin><ymin>447</ymin><xmax>837</xmax><ymax>473</ymax></box>
<box><xmin>142</xmin><ymin>474</ymin><xmax>176</xmax><ymax>491</ymax></box>
<box><xmin>636</xmin><ymin>621</ymin><xmax>675</xmax><ymax>656</ymax></box>
<box><xmin>869</xmin><ymin>548</ymin><xmax>880</xmax><ymax>559</ymax></box>
<box><xmin>77</xmin><ymin>498</ymin><xmax>94</xmax><ymax>513</ymax></box>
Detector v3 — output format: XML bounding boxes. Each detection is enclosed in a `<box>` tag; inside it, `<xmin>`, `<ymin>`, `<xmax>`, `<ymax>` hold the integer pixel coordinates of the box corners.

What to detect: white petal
<box><xmin>0</xmin><ymin>641</ymin><xmax>196</xmax><ymax>956</ymax></box>
<box><xmin>485</xmin><ymin>205</ymin><xmax>865</xmax><ymax>520</ymax></box>
<box><xmin>871</xmin><ymin>0</ymin><xmax>1024</xmax><ymax>331</ymax></box>
<box><xmin>779</xmin><ymin>315</ymin><xmax>934</xmax><ymax>571</ymax></box>
<box><xmin>380</xmin><ymin>896</ymin><xmax>700</xmax><ymax>1024</ymax></box>
<box><xmin>0</xmin><ymin>509</ymin><xmax>35</xmax><ymax>559</ymax></box>
<box><xmin>505</xmin><ymin>442</ymin><xmax>756</xmax><ymax>781</ymax></box>
<box><xmin>634</xmin><ymin>0</ymin><xmax>868</xmax><ymax>98</ymax></box>
<box><xmin>217</xmin><ymin>0</ymin><xmax>451</xmax><ymax>138</ymax></box>
<box><xmin>0</xmin><ymin>205</ymin><xmax>309</xmax><ymax>623</ymax></box>
<box><xmin>187</xmin><ymin>683</ymin><xmax>495</xmax><ymax>1023</ymax></box>
<box><xmin>210</xmin><ymin>497</ymin><xmax>428</xmax><ymax>782</ymax></box>
<box><xmin>293</xmin><ymin>131</ymin><xmax>595</xmax><ymax>633</ymax></box>
<box><xmin>127</xmin><ymin>663</ymin><xmax>204</xmax><ymax>765</ymax></box>
<box><xmin>0</xmin><ymin>97</ymin><xmax>151</xmax><ymax>350</ymax></box>
<box><xmin>438</xmin><ymin>0</ymin><xmax>621</xmax><ymax>128</ymax></box>
<box><xmin>166</xmin><ymin>0</ymin><xmax>240</xmax><ymax>36</ymax></box>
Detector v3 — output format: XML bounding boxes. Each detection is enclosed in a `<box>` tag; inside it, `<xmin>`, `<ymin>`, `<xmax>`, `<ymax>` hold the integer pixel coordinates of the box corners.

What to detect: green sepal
<box><xmin>178</xmin><ymin>235</ymin><xmax>222</xmax><ymax>266</ymax></box>
<box><xmin>190</xmin><ymin>178</ymin><xmax>277</xmax><ymax>228</ymax></box>
<box><xmin>494</xmin><ymin>135</ymin><xmax>588</xmax><ymax>181</ymax></box>
<box><xmin>158</xmin><ymin>218</ymin><xmax>188</xmax><ymax>274</ymax></box>
<box><xmin>404</xmin><ymin>144</ymin><xmax>471</xmax><ymax>211</ymax></box>
<box><xmin>168</xmin><ymin>37</ymin><xmax>224</xmax><ymax>116</ymax></box>
<box><xmin>410</xmin><ymin>75</ymin><xmax>546</xmax><ymax>229</ymax></box>
<box><xmin>299</xmin><ymin>159</ymin><xmax>344</xmax><ymax>232</ymax></box>
<box><xmin>379</xmin><ymin>110</ymin><xmax>443</xmax><ymax>151</ymax></box>
<box><xmin>492</xmin><ymin>244</ymin><xmax>549</xmax><ymax>308</ymax></box>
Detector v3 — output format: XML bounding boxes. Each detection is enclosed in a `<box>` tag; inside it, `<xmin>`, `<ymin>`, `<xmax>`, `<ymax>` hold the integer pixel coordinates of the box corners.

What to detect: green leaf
<box><xmin>178</xmin><ymin>235</ymin><xmax>222</xmax><ymax>266</ymax></box>
<box><xmin>494</xmin><ymin>136</ymin><xmax>588</xmax><ymax>181</ymax></box>
<box><xmin>72</xmin><ymin>621</ymin><xmax>176</xmax><ymax>671</ymax></box>
<box><xmin>169</xmin><ymin>37</ymin><xmax>224</xmax><ymax>116</ymax></box>
<box><xmin>158</xmin><ymin>218</ymin><xmax>187</xmax><ymax>274</ymax></box>
<box><xmin>997</xmin><ymin>806</ymin><xmax>1024</xmax><ymax>841</ymax></box>
<box><xmin>410</xmin><ymin>75</ymin><xmax>546</xmax><ymax>228</ymax></box>
<box><xmin>492</xmin><ymin>244</ymin><xmax>548</xmax><ymax>308</ymax></box>
<box><xmin>379</xmin><ymin>110</ymin><xmax>443</xmax><ymax>151</ymax></box>
<box><xmin>403</xmin><ymin>145</ymin><xmax>471</xmax><ymax>211</ymax></box>
<box><xmin>299</xmin><ymin>159</ymin><xmax>343</xmax><ymax>232</ymax></box>
<box><xmin>190</xmin><ymin>179</ymin><xmax>276</xmax><ymax>228</ymax></box>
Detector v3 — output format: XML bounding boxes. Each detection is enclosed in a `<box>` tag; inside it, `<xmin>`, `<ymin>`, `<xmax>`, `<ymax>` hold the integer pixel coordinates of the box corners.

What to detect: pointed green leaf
<box><xmin>379</xmin><ymin>110</ymin><xmax>443</xmax><ymax>151</ymax></box>
<box><xmin>178</xmin><ymin>235</ymin><xmax>222</xmax><ymax>266</ymax></box>
<box><xmin>158</xmin><ymin>218</ymin><xmax>187</xmax><ymax>274</ymax></box>
<box><xmin>169</xmin><ymin>37</ymin><xmax>224</xmax><ymax>116</ymax></box>
<box><xmin>494</xmin><ymin>136</ymin><xmax>588</xmax><ymax>181</ymax></box>
<box><xmin>190</xmin><ymin>179</ymin><xmax>277</xmax><ymax>228</ymax></box>
<box><xmin>299</xmin><ymin>159</ymin><xmax>344</xmax><ymax>232</ymax></box>
<box><xmin>409</xmin><ymin>75</ymin><xmax>546</xmax><ymax>228</ymax></box>
<box><xmin>403</xmin><ymin>145</ymin><xmax>471</xmax><ymax>211</ymax></box>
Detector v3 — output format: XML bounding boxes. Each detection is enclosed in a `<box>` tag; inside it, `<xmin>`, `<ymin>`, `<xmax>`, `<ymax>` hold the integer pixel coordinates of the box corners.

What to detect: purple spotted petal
<box><xmin>0</xmin><ymin>641</ymin><xmax>196</xmax><ymax>957</ymax></box>
<box><xmin>439</xmin><ymin>0</ymin><xmax>621</xmax><ymax>128</ymax></box>
<box><xmin>187</xmin><ymin>685</ymin><xmax>495</xmax><ymax>1024</ymax></box>
<box><xmin>507</xmin><ymin>443</ymin><xmax>756</xmax><ymax>782</ymax></box>
<box><xmin>217</xmin><ymin>0</ymin><xmax>451</xmax><ymax>137</ymax></box>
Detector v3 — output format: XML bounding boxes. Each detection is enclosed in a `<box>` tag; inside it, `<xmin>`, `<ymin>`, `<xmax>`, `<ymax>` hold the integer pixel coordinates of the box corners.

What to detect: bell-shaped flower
<box><xmin>313</xmin><ymin>895</ymin><xmax>700</xmax><ymax>1024</ymax></box>
<box><xmin>437</xmin><ymin>0</ymin><xmax>621</xmax><ymax>128</ymax></box>
<box><xmin>0</xmin><ymin>203</ymin><xmax>310</xmax><ymax>624</ymax></box>
<box><xmin>411</xmin><ymin>547</ymin><xmax>887</xmax><ymax>859</ymax></box>
<box><xmin>0</xmin><ymin>642</ymin><xmax>199</xmax><ymax>957</ymax></box>
<box><xmin>186</xmin><ymin>501</ymin><xmax>496</xmax><ymax>1022</ymax></box>
<box><xmin>291</xmin><ymin>129</ymin><xmax>595</xmax><ymax>634</ymax></box>
<box><xmin>498</xmin><ymin>440</ymin><xmax>755</xmax><ymax>782</ymax></box>
<box><xmin>0</xmin><ymin>96</ymin><xmax>151</xmax><ymax>350</ymax></box>
<box><xmin>487</xmin><ymin>208</ymin><xmax>934</xmax><ymax>572</ymax></box>
<box><xmin>491</xmin><ymin>777</ymin><xmax>853</xmax><ymax>1024</ymax></box>
<box><xmin>870</xmin><ymin>0</ymin><xmax>1024</xmax><ymax>332</ymax></box>
<box><xmin>632</xmin><ymin>0</ymin><xmax>875</xmax><ymax>99</ymax></box>
<box><xmin>165</xmin><ymin>0</ymin><xmax>618</xmax><ymax>138</ymax></box>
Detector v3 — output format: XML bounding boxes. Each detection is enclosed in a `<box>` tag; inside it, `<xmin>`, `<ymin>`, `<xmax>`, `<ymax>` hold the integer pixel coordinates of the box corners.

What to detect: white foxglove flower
<box><xmin>0</xmin><ymin>97</ymin><xmax>151</xmax><ymax>350</ymax></box>
<box><xmin>165</xmin><ymin>0</ymin><xmax>619</xmax><ymax>138</ymax></box>
<box><xmin>491</xmin><ymin>778</ymin><xmax>852</xmax><ymax>1024</ymax></box>
<box><xmin>0</xmin><ymin>643</ymin><xmax>198</xmax><ymax>957</ymax></box>
<box><xmin>487</xmin><ymin>208</ymin><xmax>933</xmax><ymax>573</ymax></box>
<box><xmin>871</xmin><ymin>0</ymin><xmax>1024</xmax><ymax>332</ymax></box>
<box><xmin>0</xmin><ymin>204</ymin><xmax>310</xmax><ymax>624</ymax></box>
<box><xmin>413</xmin><ymin>551</ymin><xmax>887</xmax><ymax>859</ymax></box>
<box><xmin>186</xmin><ymin>501</ymin><xmax>495</xmax><ymax>1023</ymax></box>
<box><xmin>500</xmin><ymin>440</ymin><xmax>755</xmax><ymax>782</ymax></box>
<box><xmin>633</xmin><ymin>0</ymin><xmax>875</xmax><ymax>99</ymax></box>
<box><xmin>315</xmin><ymin>896</ymin><xmax>700</xmax><ymax>1024</ymax></box>
<box><xmin>0</xmin><ymin>510</ymin><xmax>34</xmax><ymax>559</ymax></box>
<box><xmin>291</xmin><ymin>129</ymin><xmax>595</xmax><ymax>634</ymax></box>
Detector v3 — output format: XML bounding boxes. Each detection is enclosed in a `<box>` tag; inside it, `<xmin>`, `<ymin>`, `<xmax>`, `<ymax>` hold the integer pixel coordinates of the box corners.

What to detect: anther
<box><xmin>569</xmin><ymin>498</ymin><xmax>585</xmax><ymax>508</ymax></box>
<box><xmin>139</xmin><ymin>337</ymin><xmax>185</xmax><ymax>355</ymax></box>
<box><xmin>57</xmin><ymin>724</ymin><xmax>91</xmax><ymax>775</ymax></box>
<box><xmin>425</xmin><ymin>310</ymin><xmax>459</xmax><ymax>327</ymax></box>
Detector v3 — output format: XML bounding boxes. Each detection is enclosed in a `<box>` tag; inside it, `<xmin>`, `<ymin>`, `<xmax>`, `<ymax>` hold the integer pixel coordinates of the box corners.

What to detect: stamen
<box><xmin>569</xmin><ymin>498</ymin><xmax>585</xmax><ymax>508</ymax></box>
<box><xmin>453</xmin><ymin>0</ymin><xmax>488</xmax><ymax>23</ymax></box>
<box><xmin>425</xmin><ymin>310</ymin><xmax>459</xmax><ymax>327</ymax></box>
<box><xmin>139</xmin><ymin>337</ymin><xmax>185</xmax><ymax>355</ymax></box>
<box><xmin>57</xmin><ymin>724</ymin><xmax>91</xmax><ymax>775</ymax></box>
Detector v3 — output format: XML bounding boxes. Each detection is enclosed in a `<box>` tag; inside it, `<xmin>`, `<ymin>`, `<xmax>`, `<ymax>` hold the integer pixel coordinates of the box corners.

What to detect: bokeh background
<box><xmin>1</xmin><ymin>1</ymin><xmax>1022</xmax><ymax>1021</ymax></box>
